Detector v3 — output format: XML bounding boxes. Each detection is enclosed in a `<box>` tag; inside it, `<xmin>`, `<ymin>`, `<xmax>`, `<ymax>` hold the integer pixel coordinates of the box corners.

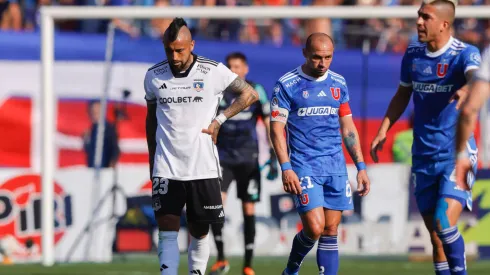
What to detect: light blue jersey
<box><xmin>271</xmin><ymin>66</ymin><xmax>354</xmax><ymax>212</ymax></box>
<box><xmin>400</xmin><ymin>37</ymin><xmax>481</xmax><ymax>213</ymax></box>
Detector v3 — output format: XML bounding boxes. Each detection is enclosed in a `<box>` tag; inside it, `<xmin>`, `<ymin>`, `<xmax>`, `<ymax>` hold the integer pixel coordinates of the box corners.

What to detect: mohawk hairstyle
<box><xmin>166</xmin><ymin>17</ymin><xmax>188</xmax><ymax>42</ymax></box>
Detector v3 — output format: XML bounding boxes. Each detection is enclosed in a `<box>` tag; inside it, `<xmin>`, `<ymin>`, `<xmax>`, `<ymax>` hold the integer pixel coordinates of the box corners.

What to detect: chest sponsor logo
<box><xmin>158</xmin><ymin>96</ymin><xmax>203</xmax><ymax>104</ymax></box>
<box><xmin>412</xmin><ymin>82</ymin><xmax>454</xmax><ymax>93</ymax></box>
<box><xmin>298</xmin><ymin>106</ymin><xmax>338</xmax><ymax>116</ymax></box>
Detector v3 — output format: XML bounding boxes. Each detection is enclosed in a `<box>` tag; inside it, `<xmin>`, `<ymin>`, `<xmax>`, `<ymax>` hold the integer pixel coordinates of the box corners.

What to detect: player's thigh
<box><xmin>185</xmin><ymin>178</ymin><xmax>225</xmax><ymax>226</ymax></box>
<box><xmin>235</xmin><ymin>163</ymin><xmax>261</xmax><ymax>203</ymax></box>
<box><xmin>322</xmin><ymin>175</ymin><xmax>354</xmax><ymax>211</ymax></box>
<box><xmin>299</xmin><ymin>207</ymin><xmax>325</xmax><ymax>240</ymax></box>
<box><xmin>413</xmin><ymin>172</ymin><xmax>439</xmax><ymax>215</ymax></box>
<box><xmin>220</xmin><ymin>164</ymin><xmax>234</xmax><ymax>194</ymax></box>
<box><xmin>151</xmin><ymin>177</ymin><xmax>186</xmax><ymax>231</ymax></box>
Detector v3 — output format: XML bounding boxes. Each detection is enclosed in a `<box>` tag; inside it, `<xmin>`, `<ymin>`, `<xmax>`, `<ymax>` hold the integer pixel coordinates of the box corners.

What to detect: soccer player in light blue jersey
<box><xmin>371</xmin><ymin>1</ymin><xmax>481</xmax><ymax>274</ymax></box>
<box><xmin>270</xmin><ymin>33</ymin><xmax>371</xmax><ymax>275</ymax></box>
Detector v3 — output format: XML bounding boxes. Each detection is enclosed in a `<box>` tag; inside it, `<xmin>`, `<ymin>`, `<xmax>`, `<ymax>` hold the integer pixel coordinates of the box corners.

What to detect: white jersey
<box><xmin>476</xmin><ymin>46</ymin><xmax>490</xmax><ymax>83</ymax></box>
<box><xmin>144</xmin><ymin>54</ymin><xmax>238</xmax><ymax>180</ymax></box>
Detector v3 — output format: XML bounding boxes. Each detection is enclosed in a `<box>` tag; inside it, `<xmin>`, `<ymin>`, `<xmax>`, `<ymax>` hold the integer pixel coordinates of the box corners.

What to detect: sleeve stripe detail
<box><xmin>328</xmin><ymin>70</ymin><xmax>345</xmax><ymax>79</ymax></box>
<box><xmin>197</xmin><ymin>57</ymin><xmax>218</xmax><ymax>66</ymax></box>
<box><xmin>465</xmin><ymin>65</ymin><xmax>480</xmax><ymax>73</ymax></box>
<box><xmin>279</xmin><ymin>73</ymin><xmax>300</xmax><ymax>83</ymax></box>
<box><xmin>399</xmin><ymin>81</ymin><xmax>412</xmax><ymax>87</ymax></box>
<box><xmin>148</xmin><ymin>60</ymin><xmax>168</xmax><ymax>71</ymax></box>
<box><xmin>279</xmin><ymin>69</ymin><xmax>299</xmax><ymax>81</ymax></box>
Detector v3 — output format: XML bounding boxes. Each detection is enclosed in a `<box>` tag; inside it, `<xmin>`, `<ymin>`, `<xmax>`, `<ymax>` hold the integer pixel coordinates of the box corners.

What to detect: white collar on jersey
<box><xmin>298</xmin><ymin>65</ymin><xmax>329</xmax><ymax>81</ymax></box>
<box><xmin>425</xmin><ymin>36</ymin><xmax>454</xmax><ymax>58</ymax></box>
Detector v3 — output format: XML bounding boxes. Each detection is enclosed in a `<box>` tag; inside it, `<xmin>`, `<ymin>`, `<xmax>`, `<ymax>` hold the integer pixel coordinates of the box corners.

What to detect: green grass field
<box><xmin>1</xmin><ymin>256</ymin><xmax>490</xmax><ymax>275</ymax></box>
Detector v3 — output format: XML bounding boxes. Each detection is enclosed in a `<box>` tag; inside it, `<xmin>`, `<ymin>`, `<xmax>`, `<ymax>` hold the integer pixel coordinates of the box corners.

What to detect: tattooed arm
<box><xmin>220</xmin><ymin>77</ymin><xmax>259</xmax><ymax>120</ymax></box>
<box><xmin>340</xmin><ymin>114</ymin><xmax>370</xmax><ymax>196</ymax></box>
<box><xmin>202</xmin><ymin>77</ymin><xmax>259</xmax><ymax>143</ymax></box>
<box><xmin>340</xmin><ymin>115</ymin><xmax>364</xmax><ymax>164</ymax></box>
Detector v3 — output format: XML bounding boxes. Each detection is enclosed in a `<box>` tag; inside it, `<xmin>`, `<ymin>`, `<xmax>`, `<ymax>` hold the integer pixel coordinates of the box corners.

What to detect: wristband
<box><xmin>356</xmin><ymin>162</ymin><xmax>366</xmax><ymax>171</ymax></box>
<box><xmin>215</xmin><ymin>113</ymin><xmax>227</xmax><ymax>125</ymax></box>
<box><xmin>456</xmin><ymin>151</ymin><xmax>469</xmax><ymax>160</ymax></box>
<box><xmin>280</xmin><ymin>162</ymin><xmax>292</xmax><ymax>171</ymax></box>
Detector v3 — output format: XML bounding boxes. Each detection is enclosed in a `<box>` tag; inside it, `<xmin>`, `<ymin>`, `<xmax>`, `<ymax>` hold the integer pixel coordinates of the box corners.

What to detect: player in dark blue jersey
<box><xmin>270</xmin><ymin>33</ymin><xmax>371</xmax><ymax>275</ymax></box>
<box><xmin>371</xmin><ymin>1</ymin><xmax>481</xmax><ymax>274</ymax></box>
<box><xmin>209</xmin><ymin>52</ymin><xmax>278</xmax><ymax>275</ymax></box>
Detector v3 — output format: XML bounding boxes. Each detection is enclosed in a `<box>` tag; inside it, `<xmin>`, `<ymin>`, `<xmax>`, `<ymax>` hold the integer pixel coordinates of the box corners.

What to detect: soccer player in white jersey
<box><xmin>455</xmin><ymin>46</ymin><xmax>490</xmax><ymax>193</ymax></box>
<box><xmin>371</xmin><ymin>1</ymin><xmax>481</xmax><ymax>274</ymax></box>
<box><xmin>144</xmin><ymin>18</ymin><xmax>259</xmax><ymax>275</ymax></box>
<box><xmin>271</xmin><ymin>33</ymin><xmax>371</xmax><ymax>275</ymax></box>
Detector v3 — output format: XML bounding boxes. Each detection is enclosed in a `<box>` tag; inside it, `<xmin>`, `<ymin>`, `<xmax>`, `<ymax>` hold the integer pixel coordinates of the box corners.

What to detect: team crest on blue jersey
<box><xmin>330</xmin><ymin>87</ymin><xmax>340</xmax><ymax>100</ymax></box>
<box><xmin>193</xmin><ymin>82</ymin><xmax>204</xmax><ymax>92</ymax></box>
<box><xmin>436</xmin><ymin>63</ymin><xmax>449</xmax><ymax>78</ymax></box>
<box><xmin>302</xmin><ymin>90</ymin><xmax>309</xmax><ymax>99</ymax></box>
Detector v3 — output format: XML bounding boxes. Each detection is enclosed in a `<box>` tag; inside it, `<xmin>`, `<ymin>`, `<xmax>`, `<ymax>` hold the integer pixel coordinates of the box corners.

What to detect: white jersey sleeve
<box><xmin>144</xmin><ymin>72</ymin><xmax>157</xmax><ymax>103</ymax></box>
<box><xmin>476</xmin><ymin>46</ymin><xmax>490</xmax><ymax>83</ymax></box>
<box><xmin>214</xmin><ymin>63</ymin><xmax>238</xmax><ymax>95</ymax></box>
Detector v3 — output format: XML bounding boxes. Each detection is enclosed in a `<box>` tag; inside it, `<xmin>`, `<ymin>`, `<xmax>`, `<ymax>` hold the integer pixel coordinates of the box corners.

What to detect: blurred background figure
<box><xmin>83</xmin><ymin>100</ymin><xmax>120</xmax><ymax>168</ymax></box>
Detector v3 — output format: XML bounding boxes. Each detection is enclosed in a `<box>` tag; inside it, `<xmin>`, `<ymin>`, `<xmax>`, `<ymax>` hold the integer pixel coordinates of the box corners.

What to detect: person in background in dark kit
<box><xmin>83</xmin><ymin>100</ymin><xmax>120</xmax><ymax>168</ymax></box>
<box><xmin>209</xmin><ymin>52</ymin><xmax>278</xmax><ymax>275</ymax></box>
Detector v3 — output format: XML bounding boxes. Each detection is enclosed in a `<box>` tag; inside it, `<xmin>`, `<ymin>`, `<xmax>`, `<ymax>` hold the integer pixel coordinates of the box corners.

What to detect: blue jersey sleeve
<box><xmin>270</xmin><ymin>82</ymin><xmax>290</xmax><ymax>124</ymax></box>
<box><xmin>340</xmin><ymin>81</ymin><xmax>350</xmax><ymax>104</ymax></box>
<box><xmin>460</xmin><ymin>46</ymin><xmax>481</xmax><ymax>74</ymax></box>
<box><xmin>400</xmin><ymin>51</ymin><xmax>413</xmax><ymax>87</ymax></box>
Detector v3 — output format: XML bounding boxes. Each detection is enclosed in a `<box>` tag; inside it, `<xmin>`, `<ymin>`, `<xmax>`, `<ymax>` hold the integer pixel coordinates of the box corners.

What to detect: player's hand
<box><xmin>356</xmin><ymin>170</ymin><xmax>370</xmax><ymax>196</ymax></box>
<box><xmin>455</xmin><ymin>157</ymin><xmax>472</xmax><ymax>191</ymax></box>
<box><xmin>202</xmin><ymin>120</ymin><xmax>221</xmax><ymax>144</ymax></box>
<box><xmin>282</xmin><ymin>170</ymin><xmax>302</xmax><ymax>195</ymax></box>
<box><xmin>370</xmin><ymin>133</ymin><xmax>386</xmax><ymax>163</ymax></box>
<box><xmin>449</xmin><ymin>88</ymin><xmax>469</xmax><ymax>110</ymax></box>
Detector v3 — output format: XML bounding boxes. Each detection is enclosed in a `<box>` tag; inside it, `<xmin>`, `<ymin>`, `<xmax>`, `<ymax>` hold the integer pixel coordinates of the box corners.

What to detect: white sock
<box><xmin>158</xmin><ymin>231</ymin><xmax>179</xmax><ymax>275</ymax></box>
<box><xmin>188</xmin><ymin>234</ymin><xmax>210</xmax><ymax>275</ymax></box>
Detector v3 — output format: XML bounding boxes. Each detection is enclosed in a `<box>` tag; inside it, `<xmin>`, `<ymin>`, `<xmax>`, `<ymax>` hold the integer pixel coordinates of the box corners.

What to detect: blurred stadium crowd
<box><xmin>1</xmin><ymin>0</ymin><xmax>489</xmax><ymax>52</ymax></box>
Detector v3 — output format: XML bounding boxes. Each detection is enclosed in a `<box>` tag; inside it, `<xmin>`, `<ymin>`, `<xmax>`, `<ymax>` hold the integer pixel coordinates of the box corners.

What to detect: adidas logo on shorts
<box><xmin>191</xmin><ymin>269</ymin><xmax>202</xmax><ymax>274</ymax></box>
<box><xmin>218</xmin><ymin>210</ymin><xmax>225</xmax><ymax>218</ymax></box>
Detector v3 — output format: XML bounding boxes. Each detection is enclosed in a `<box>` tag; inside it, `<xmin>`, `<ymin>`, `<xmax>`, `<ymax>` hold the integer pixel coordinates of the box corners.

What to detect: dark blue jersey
<box><xmin>217</xmin><ymin>80</ymin><xmax>270</xmax><ymax>165</ymax></box>
<box><xmin>399</xmin><ymin>37</ymin><xmax>481</xmax><ymax>165</ymax></box>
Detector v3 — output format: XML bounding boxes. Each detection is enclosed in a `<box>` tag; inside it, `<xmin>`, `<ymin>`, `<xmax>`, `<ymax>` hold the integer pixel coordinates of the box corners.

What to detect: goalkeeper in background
<box><xmin>209</xmin><ymin>52</ymin><xmax>278</xmax><ymax>275</ymax></box>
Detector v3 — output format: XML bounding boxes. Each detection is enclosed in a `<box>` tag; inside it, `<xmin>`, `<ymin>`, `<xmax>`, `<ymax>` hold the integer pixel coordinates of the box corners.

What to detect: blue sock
<box><xmin>285</xmin><ymin>230</ymin><xmax>316</xmax><ymax>274</ymax></box>
<box><xmin>437</xmin><ymin>226</ymin><xmax>467</xmax><ymax>275</ymax></box>
<box><xmin>434</xmin><ymin>262</ymin><xmax>450</xmax><ymax>275</ymax></box>
<box><xmin>317</xmin><ymin>235</ymin><xmax>339</xmax><ymax>275</ymax></box>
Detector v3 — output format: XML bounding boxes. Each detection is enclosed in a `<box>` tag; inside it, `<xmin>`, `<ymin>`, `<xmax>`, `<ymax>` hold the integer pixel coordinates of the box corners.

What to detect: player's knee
<box><xmin>188</xmin><ymin>222</ymin><xmax>210</xmax><ymax>239</ymax></box>
<box><xmin>429</xmin><ymin>231</ymin><xmax>444</xmax><ymax>249</ymax></box>
<box><xmin>433</xmin><ymin>199</ymin><xmax>450</xmax><ymax>232</ymax></box>
<box><xmin>323</xmin><ymin>223</ymin><xmax>339</xmax><ymax>236</ymax></box>
<box><xmin>242</xmin><ymin>202</ymin><xmax>255</xmax><ymax>216</ymax></box>
<box><xmin>304</xmin><ymin>222</ymin><xmax>323</xmax><ymax>240</ymax></box>
<box><xmin>157</xmin><ymin>215</ymin><xmax>180</xmax><ymax>231</ymax></box>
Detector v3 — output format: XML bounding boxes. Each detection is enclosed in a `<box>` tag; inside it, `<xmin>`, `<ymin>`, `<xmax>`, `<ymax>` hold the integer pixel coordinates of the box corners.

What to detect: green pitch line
<box><xmin>1</xmin><ymin>256</ymin><xmax>490</xmax><ymax>275</ymax></box>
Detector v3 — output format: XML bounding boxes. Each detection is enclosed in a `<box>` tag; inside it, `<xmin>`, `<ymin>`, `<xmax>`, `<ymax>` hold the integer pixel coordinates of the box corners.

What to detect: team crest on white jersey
<box><xmin>193</xmin><ymin>81</ymin><xmax>204</xmax><ymax>92</ymax></box>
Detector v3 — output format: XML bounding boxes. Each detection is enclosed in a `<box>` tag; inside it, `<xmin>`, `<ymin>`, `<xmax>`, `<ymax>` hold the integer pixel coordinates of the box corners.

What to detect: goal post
<box><xmin>39</xmin><ymin>5</ymin><xmax>489</xmax><ymax>266</ymax></box>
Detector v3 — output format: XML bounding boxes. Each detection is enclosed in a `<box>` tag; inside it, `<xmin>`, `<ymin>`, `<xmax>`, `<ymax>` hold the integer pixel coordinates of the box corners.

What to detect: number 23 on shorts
<box><xmin>153</xmin><ymin>177</ymin><xmax>169</xmax><ymax>195</ymax></box>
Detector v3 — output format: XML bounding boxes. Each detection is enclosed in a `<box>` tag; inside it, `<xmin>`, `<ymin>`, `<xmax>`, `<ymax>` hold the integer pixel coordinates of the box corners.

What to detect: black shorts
<box><xmin>221</xmin><ymin>163</ymin><xmax>261</xmax><ymax>202</ymax></box>
<box><xmin>151</xmin><ymin>177</ymin><xmax>224</xmax><ymax>224</ymax></box>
